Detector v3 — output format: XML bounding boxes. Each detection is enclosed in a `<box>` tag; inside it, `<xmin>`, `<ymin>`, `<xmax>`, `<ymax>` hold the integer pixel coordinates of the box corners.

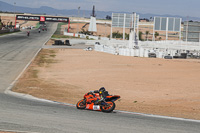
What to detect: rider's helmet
<box><xmin>99</xmin><ymin>87</ymin><xmax>106</xmax><ymax>94</ymax></box>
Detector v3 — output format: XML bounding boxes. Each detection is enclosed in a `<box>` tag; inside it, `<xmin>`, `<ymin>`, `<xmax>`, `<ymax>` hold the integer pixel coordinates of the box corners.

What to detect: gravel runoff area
<box><xmin>12</xmin><ymin>47</ymin><xmax>200</xmax><ymax>120</ymax></box>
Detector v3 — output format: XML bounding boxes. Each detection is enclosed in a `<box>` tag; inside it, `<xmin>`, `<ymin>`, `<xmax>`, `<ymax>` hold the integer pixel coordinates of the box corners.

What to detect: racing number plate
<box><xmin>93</xmin><ymin>105</ymin><xmax>100</xmax><ymax>110</ymax></box>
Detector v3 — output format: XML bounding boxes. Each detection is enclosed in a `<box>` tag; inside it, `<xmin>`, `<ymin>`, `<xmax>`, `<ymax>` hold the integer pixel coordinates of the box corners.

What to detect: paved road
<box><xmin>1</xmin><ymin>93</ymin><xmax>200</xmax><ymax>133</ymax></box>
<box><xmin>0</xmin><ymin>23</ymin><xmax>56</xmax><ymax>91</ymax></box>
<box><xmin>0</xmin><ymin>23</ymin><xmax>200</xmax><ymax>133</ymax></box>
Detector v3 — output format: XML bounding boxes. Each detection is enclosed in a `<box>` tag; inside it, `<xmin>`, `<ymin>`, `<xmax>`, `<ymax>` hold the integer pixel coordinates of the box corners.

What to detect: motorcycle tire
<box><xmin>76</xmin><ymin>99</ymin><xmax>86</xmax><ymax>109</ymax></box>
<box><xmin>100</xmin><ymin>101</ymin><xmax>115</xmax><ymax>113</ymax></box>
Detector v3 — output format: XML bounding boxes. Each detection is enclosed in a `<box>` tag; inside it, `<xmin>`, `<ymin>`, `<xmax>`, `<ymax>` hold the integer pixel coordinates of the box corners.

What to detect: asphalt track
<box><xmin>0</xmin><ymin>23</ymin><xmax>200</xmax><ymax>133</ymax></box>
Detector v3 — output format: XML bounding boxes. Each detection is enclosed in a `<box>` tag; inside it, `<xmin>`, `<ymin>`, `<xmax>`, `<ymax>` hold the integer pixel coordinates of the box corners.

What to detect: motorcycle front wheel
<box><xmin>100</xmin><ymin>101</ymin><xmax>115</xmax><ymax>113</ymax></box>
<box><xmin>76</xmin><ymin>99</ymin><xmax>86</xmax><ymax>109</ymax></box>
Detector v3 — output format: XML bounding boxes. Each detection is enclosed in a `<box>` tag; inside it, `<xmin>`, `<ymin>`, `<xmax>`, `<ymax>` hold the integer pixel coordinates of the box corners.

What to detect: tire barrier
<box><xmin>53</xmin><ymin>40</ymin><xmax>71</xmax><ymax>46</ymax></box>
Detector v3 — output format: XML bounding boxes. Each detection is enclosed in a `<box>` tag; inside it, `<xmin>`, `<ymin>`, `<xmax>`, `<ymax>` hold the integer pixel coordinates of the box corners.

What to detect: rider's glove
<box><xmin>99</xmin><ymin>98</ymin><xmax>104</xmax><ymax>101</ymax></box>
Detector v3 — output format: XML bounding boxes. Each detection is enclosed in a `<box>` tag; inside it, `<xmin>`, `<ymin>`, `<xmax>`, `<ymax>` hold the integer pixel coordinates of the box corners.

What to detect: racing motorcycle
<box><xmin>27</xmin><ymin>31</ymin><xmax>30</xmax><ymax>36</ymax></box>
<box><xmin>76</xmin><ymin>91</ymin><xmax>120</xmax><ymax>112</ymax></box>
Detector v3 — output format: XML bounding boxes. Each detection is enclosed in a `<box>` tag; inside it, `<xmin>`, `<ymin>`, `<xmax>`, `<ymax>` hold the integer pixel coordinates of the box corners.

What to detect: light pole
<box><xmin>186</xmin><ymin>16</ymin><xmax>189</xmax><ymax>43</ymax></box>
<box><xmin>14</xmin><ymin>2</ymin><xmax>17</xmax><ymax>29</ymax></box>
<box><xmin>14</xmin><ymin>2</ymin><xmax>16</xmax><ymax>13</ymax></box>
<box><xmin>77</xmin><ymin>7</ymin><xmax>80</xmax><ymax>34</ymax></box>
<box><xmin>105</xmin><ymin>23</ymin><xmax>107</xmax><ymax>37</ymax></box>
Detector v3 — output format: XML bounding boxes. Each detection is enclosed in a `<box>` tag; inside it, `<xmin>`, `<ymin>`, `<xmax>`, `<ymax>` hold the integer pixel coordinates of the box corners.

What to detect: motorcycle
<box><xmin>76</xmin><ymin>91</ymin><xmax>120</xmax><ymax>112</ymax></box>
<box><xmin>27</xmin><ymin>31</ymin><xmax>30</xmax><ymax>36</ymax></box>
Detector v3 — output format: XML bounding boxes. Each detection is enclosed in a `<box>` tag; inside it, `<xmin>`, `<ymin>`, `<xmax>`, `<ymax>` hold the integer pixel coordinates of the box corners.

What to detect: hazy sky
<box><xmin>2</xmin><ymin>0</ymin><xmax>200</xmax><ymax>17</ymax></box>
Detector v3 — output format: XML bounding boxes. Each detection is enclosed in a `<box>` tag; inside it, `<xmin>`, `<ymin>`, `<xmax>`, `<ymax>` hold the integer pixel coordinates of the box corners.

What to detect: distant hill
<box><xmin>0</xmin><ymin>1</ymin><xmax>199</xmax><ymax>21</ymax></box>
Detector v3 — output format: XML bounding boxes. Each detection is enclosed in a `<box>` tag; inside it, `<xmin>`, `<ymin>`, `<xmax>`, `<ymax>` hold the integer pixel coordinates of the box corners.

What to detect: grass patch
<box><xmin>32</xmin><ymin>69</ymin><xmax>39</xmax><ymax>78</ymax></box>
<box><xmin>54</xmin><ymin>22</ymin><xmax>66</xmax><ymax>35</ymax></box>
<box><xmin>35</xmin><ymin>22</ymin><xmax>40</xmax><ymax>28</ymax></box>
<box><xmin>12</xmin><ymin>49</ymin><xmax>58</xmax><ymax>92</ymax></box>
<box><xmin>35</xmin><ymin>49</ymin><xmax>57</xmax><ymax>67</ymax></box>
<box><xmin>50</xmin><ymin>54</ymin><xmax>56</xmax><ymax>57</ymax></box>
<box><xmin>28</xmin><ymin>69</ymin><xmax>39</xmax><ymax>78</ymax></box>
<box><xmin>52</xmin><ymin>34</ymin><xmax>76</xmax><ymax>38</ymax></box>
<box><xmin>49</xmin><ymin>49</ymin><xmax>56</xmax><ymax>54</ymax></box>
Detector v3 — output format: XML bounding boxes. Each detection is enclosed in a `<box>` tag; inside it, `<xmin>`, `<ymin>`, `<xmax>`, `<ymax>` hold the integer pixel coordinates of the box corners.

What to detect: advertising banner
<box><xmin>45</xmin><ymin>17</ymin><xmax>69</xmax><ymax>22</ymax></box>
<box><xmin>16</xmin><ymin>15</ymin><xmax>40</xmax><ymax>21</ymax></box>
<box><xmin>16</xmin><ymin>15</ymin><xmax>69</xmax><ymax>23</ymax></box>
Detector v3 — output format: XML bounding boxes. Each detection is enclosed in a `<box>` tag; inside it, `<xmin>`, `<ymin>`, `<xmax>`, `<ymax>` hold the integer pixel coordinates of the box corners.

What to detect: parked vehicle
<box><xmin>148</xmin><ymin>53</ymin><xmax>156</xmax><ymax>58</ymax></box>
<box><xmin>164</xmin><ymin>55</ymin><xmax>173</xmax><ymax>59</ymax></box>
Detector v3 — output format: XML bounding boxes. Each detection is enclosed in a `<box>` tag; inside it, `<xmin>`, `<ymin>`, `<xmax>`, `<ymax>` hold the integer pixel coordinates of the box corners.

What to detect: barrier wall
<box><xmin>94</xmin><ymin>40</ymin><xmax>200</xmax><ymax>59</ymax></box>
<box><xmin>95</xmin><ymin>45</ymin><xmax>170</xmax><ymax>58</ymax></box>
<box><xmin>0</xmin><ymin>28</ymin><xmax>20</xmax><ymax>34</ymax></box>
<box><xmin>64</xmin><ymin>31</ymin><xmax>200</xmax><ymax>58</ymax></box>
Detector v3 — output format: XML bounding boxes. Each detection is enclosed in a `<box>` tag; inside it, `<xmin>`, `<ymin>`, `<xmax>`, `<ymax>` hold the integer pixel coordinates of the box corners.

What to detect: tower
<box><xmin>88</xmin><ymin>5</ymin><xmax>97</xmax><ymax>32</ymax></box>
<box><xmin>92</xmin><ymin>5</ymin><xmax>96</xmax><ymax>17</ymax></box>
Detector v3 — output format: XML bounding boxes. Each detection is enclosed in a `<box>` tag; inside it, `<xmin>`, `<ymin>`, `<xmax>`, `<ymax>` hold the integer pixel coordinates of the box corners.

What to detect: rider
<box><xmin>27</xmin><ymin>31</ymin><xmax>30</xmax><ymax>36</ymax></box>
<box><xmin>90</xmin><ymin>87</ymin><xmax>109</xmax><ymax>104</ymax></box>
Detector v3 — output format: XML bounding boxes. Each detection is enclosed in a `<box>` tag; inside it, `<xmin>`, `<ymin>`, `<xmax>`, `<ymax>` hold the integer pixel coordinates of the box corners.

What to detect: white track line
<box><xmin>115</xmin><ymin>110</ymin><xmax>200</xmax><ymax>123</ymax></box>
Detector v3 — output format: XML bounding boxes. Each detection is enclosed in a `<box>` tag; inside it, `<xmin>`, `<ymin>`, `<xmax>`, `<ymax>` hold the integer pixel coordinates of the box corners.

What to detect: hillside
<box><xmin>0</xmin><ymin>1</ymin><xmax>199</xmax><ymax>21</ymax></box>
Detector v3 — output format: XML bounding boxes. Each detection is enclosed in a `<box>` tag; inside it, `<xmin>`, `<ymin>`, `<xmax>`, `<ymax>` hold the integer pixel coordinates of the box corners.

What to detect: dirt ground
<box><xmin>12</xmin><ymin>48</ymin><xmax>200</xmax><ymax>120</ymax></box>
<box><xmin>63</xmin><ymin>22</ymin><xmax>181</xmax><ymax>40</ymax></box>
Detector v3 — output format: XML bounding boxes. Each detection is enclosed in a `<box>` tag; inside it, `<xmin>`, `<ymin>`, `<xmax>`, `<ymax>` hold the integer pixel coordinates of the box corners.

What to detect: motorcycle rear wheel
<box><xmin>76</xmin><ymin>99</ymin><xmax>86</xmax><ymax>109</ymax></box>
<box><xmin>100</xmin><ymin>101</ymin><xmax>115</xmax><ymax>113</ymax></box>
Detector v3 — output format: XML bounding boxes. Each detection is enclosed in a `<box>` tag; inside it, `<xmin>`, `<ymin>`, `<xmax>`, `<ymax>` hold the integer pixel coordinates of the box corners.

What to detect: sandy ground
<box><xmin>13</xmin><ymin>48</ymin><xmax>200</xmax><ymax>120</ymax></box>
<box><xmin>63</xmin><ymin>22</ymin><xmax>181</xmax><ymax>40</ymax></box>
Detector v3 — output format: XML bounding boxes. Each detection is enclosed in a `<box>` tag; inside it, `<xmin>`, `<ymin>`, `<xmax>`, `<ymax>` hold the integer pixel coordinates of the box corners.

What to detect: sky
<box><xmin>1</xmin><ymin>0</ymin><xmax>200</xmax><ymax>18</ymax></box>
